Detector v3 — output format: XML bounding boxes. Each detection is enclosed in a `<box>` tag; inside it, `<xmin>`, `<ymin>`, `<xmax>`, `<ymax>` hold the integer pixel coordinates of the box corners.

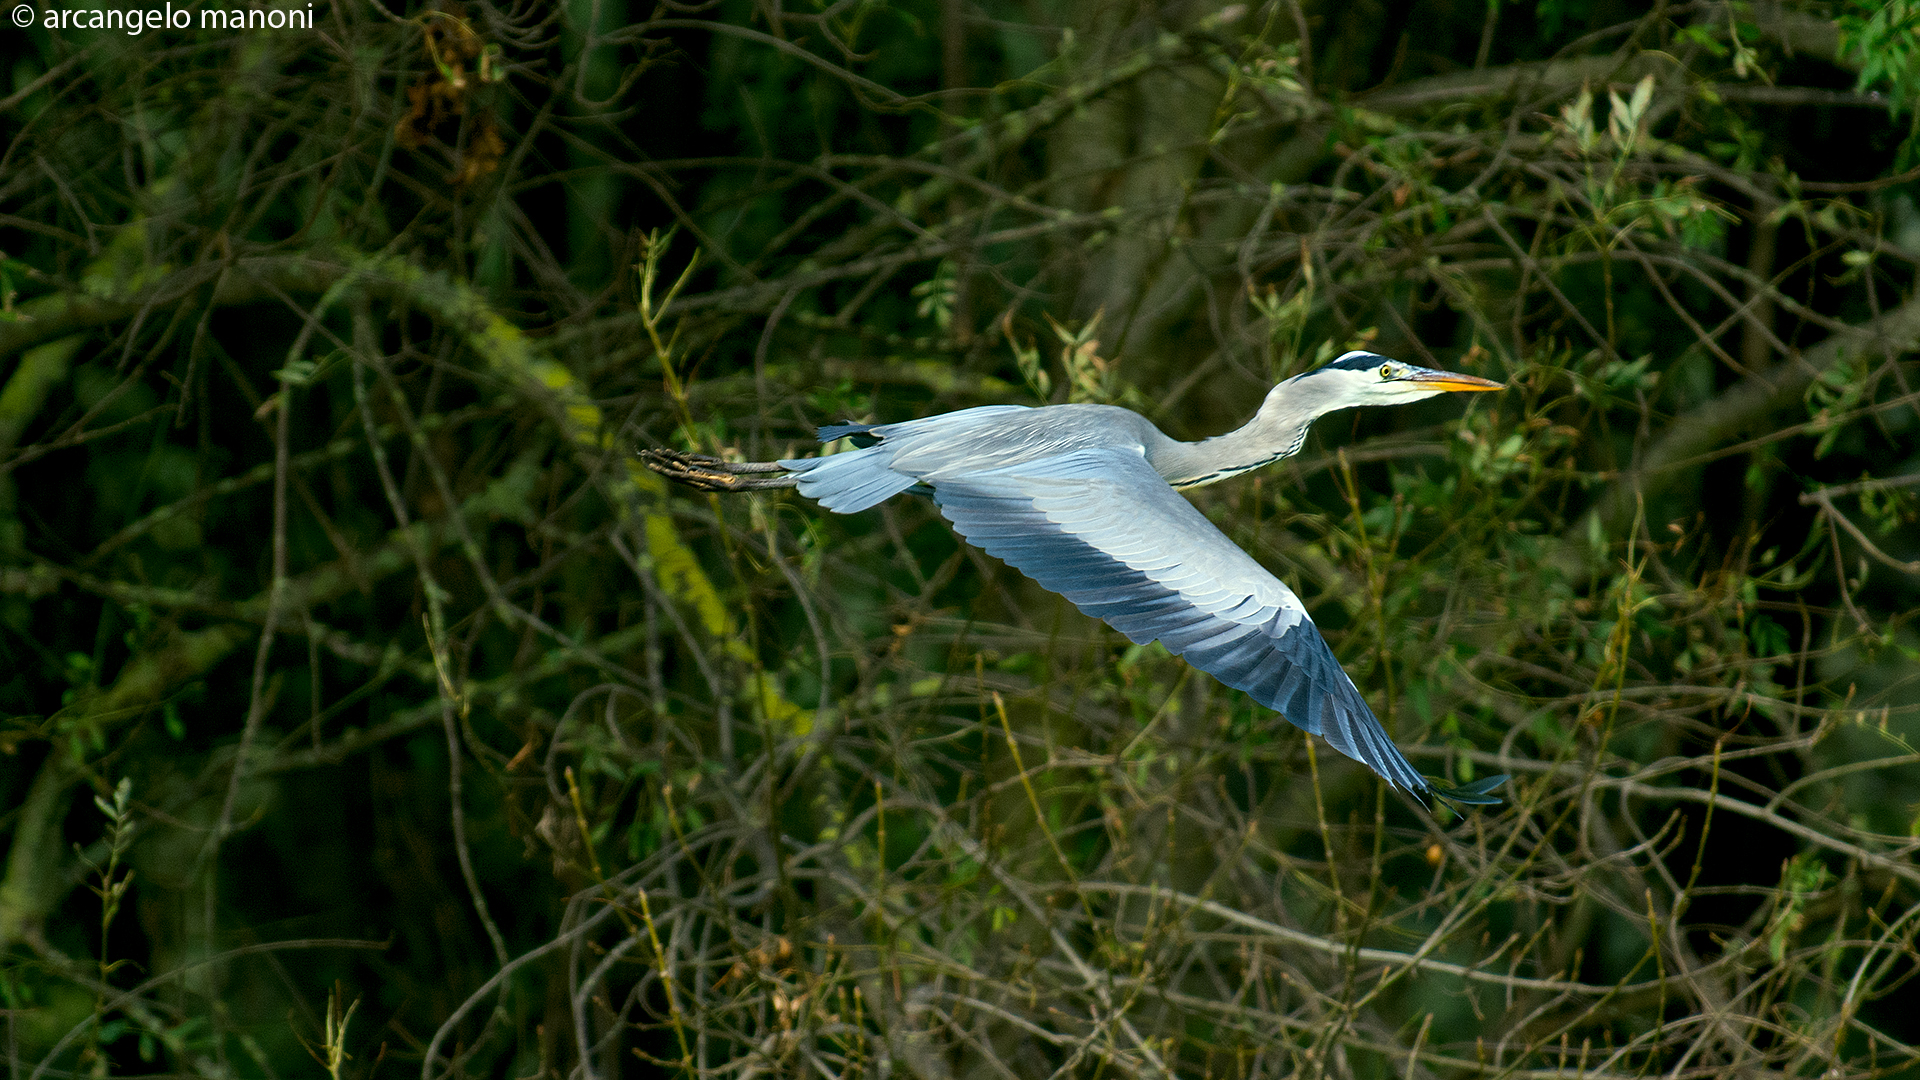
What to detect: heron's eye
<box><xmin>1378</xmin><ymin>364</ymin><xmax>1392</xmax><ymax>379</ymax></box>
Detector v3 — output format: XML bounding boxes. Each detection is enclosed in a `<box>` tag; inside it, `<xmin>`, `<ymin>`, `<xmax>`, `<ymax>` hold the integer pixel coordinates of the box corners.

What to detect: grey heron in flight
<box><xmin>644</xmin><ymin>351</ymin><xmax>1510</xmax><ymax>807</ymax></box>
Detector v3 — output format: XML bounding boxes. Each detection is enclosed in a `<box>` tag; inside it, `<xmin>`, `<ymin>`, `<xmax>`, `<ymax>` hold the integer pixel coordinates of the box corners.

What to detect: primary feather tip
<box><xmin>1427</xmin><ymin>773</ymin><xmax>1510</xmax><ymax>807</ymax></box>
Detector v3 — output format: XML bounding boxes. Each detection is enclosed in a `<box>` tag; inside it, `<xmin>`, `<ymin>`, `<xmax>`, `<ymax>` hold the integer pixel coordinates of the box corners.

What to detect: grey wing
<box><xmin>927</xmin><ymin>448</ymin><xmax>1431</xmax><ymax>797</ymax></box>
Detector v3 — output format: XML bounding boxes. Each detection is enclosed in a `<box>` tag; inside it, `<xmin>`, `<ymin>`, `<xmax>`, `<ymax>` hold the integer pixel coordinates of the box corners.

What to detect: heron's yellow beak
<box><xmin>1404</xmin><ymin>368</ymin><xmax>1504</xmax><ymax>393</ymax></box>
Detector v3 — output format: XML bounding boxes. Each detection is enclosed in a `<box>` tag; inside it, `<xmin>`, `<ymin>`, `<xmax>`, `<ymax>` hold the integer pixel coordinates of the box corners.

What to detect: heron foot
<box><xmin>640</xmin><ymin>448</ymin><xmax>796</xmax><ymax>492</ymax></box>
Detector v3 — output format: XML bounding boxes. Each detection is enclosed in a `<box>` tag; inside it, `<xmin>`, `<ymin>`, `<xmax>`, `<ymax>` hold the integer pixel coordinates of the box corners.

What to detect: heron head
<box><xmin>1304</xmin><ymin>350</ymin><xmax>1505</xmax><ymax>407</ymax></box>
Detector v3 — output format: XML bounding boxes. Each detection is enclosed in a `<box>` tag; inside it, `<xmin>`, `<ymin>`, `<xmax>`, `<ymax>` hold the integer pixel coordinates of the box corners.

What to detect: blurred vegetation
<box><xmin>1</xmin><ymin>0</ymin><xmax>1918</xmax><ymax>1076</ymax></box>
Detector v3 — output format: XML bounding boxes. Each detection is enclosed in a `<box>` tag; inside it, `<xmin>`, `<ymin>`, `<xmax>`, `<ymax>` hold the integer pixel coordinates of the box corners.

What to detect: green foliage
<box><xmin>1840</xmin><ymin>0</ymin><xmax>1920</xmax><ymax>165</ymax></box>
<box><xmin>0</xmin><ymin>0</ymin><xmax>1917</xmax><ymax>1078</ymax></box>
<box><xmin>1841</xmin><ymin>0</ymin><xmax>1920</xmax><ymax>107</ymax></box>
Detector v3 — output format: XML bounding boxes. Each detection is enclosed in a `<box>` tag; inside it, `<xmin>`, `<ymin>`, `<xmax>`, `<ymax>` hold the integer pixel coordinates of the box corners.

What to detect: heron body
<box><xmin>645</xmin><ymin>351</ymin><xmax>1510</xmax><ymax>807</ymax></box>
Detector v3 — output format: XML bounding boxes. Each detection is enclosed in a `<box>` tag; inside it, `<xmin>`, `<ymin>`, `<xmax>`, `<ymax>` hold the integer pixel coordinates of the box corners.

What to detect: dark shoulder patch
<box><xmin>1323</xmin><ymin>351</ymin><xmax>1388</xmax><ymax>372</ymax></box>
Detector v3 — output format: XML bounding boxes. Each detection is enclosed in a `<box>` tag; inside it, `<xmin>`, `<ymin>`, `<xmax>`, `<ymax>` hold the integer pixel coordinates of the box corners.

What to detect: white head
<box><xmin>1271</xmin><ymin>350</ymin><xmax>1504</xmax><ymax>415</ymax></box>
<box><xmin>1176</xmin><ymin>351</ymin><xmax>1505</xmax><ymax>483</ymax></box>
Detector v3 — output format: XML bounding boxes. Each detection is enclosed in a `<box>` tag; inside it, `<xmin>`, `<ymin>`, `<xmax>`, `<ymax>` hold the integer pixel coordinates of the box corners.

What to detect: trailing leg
<box><xmin>639</xmin><ymin>448</ymin><xmax>798</xmax><ymax>492</ymax></box>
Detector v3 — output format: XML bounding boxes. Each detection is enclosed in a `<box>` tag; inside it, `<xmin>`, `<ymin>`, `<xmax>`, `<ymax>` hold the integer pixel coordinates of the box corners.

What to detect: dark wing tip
<box><xmin>817</xmin><ymin>422</ymin><xmax>881</xmax><ymax>447</ymax></box>
<box><xmin>1425</xmin><ymin>773</ymin><xmax>1509</xmax><ymax>807</ymax></box>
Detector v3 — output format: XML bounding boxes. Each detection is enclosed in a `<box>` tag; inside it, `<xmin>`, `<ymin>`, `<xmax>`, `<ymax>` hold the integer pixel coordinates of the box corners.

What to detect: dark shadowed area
<box><xmin>1</xmin><ymin>0</ymin><xmax>1917</xmax><ymax>1076</ymax></box>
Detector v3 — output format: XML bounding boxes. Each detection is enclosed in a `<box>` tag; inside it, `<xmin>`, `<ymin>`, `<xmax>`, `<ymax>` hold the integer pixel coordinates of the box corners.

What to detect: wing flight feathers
<box><xmin>927</xmin><ymin>450</ymin><xmax>1442</xmax><ymax>799</ymax></box>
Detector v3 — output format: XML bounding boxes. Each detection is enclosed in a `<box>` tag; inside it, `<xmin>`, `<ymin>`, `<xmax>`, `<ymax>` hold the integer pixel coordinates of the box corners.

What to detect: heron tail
<box><xmin>778</xmin><ymin>446</ymin><xmax>918</xmax><ymax>513</ymax></box>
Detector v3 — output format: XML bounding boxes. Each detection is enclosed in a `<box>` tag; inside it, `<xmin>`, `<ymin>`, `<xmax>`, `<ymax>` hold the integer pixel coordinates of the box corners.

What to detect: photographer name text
<box><xmin>14</xmin><ymin>3</ymin><xmax>316</xmax><ymax>32</ymax></box>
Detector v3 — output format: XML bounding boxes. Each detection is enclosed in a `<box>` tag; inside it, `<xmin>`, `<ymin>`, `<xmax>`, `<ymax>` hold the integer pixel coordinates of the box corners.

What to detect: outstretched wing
<box><xmin>926</xmin><ymin>448</ymin><xmax>1435</xmax><ymax>797</ymax></box>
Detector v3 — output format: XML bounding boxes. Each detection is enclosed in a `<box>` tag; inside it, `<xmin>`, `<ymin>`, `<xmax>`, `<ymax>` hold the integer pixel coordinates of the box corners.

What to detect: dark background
<box><xmin>1</xmin><ymin>0</ymin><xmax>1917</xmax><ymax>1076</ymax></box>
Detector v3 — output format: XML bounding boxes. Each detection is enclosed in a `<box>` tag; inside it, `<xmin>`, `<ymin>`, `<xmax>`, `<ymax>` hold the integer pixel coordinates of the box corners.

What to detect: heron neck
<box><xmin>1152</xmin><ymin>375</ymin><xmax>1339</xmax><ymax>489</ymax></box>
